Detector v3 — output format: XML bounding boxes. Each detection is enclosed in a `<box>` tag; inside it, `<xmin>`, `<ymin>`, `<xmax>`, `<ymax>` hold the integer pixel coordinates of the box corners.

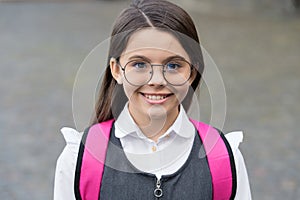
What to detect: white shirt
<box><xmin>114</xmin><ymin>104</ymin><xmax>196</xmax><ymax>179</ymax></box>
<box><xmin>54</xmin><ymin>104</ymin><xmax>252</xmax><ymax>200</ymax></box>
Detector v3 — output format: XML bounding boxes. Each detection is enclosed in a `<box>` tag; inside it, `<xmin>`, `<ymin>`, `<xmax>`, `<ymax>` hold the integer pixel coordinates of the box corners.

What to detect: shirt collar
<box><xmin>115</xmin><ymin>102</ymin><xmax>195</xmax><ymax>139</ymax></box>
<box><xmin>114</xmin><ymin>102</ymin><xmax>141</xmax><ymax>138</ymax></box>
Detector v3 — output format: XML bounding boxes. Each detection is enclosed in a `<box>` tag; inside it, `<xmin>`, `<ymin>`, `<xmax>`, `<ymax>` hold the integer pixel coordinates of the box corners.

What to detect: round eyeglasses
<box><xmin>118</xmin><ymin>59</ymin><xmax>193</xmax><ymax>86</ymax></box>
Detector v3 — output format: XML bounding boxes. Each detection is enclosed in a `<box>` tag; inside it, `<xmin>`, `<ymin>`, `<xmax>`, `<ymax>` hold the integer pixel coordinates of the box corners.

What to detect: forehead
<box><xmin>122</xmin><ymin>28</ymin><xmax>189</xmax><ymax>61</ymax></box>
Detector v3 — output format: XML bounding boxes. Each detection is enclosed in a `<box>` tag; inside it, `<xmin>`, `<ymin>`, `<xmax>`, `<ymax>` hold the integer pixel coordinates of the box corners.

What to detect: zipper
<box><xmin>154</xmin><ymin>178</ymin><xmax>163</xmax><ymax>199</ymax></box>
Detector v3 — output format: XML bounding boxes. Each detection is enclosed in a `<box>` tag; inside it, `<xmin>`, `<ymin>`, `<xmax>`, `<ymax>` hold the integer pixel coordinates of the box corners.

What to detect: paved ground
<box><xmin>0</xmin><ymin>0</ymin><xmax>300</xmax><ymax>199</ymax></box>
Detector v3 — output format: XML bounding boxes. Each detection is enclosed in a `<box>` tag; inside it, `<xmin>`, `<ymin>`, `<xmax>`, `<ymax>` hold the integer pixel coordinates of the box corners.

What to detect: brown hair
<box><xmin>92</xmin><ymin>0</ymin><xmax>204</xmax><ymax>124</ymax></box>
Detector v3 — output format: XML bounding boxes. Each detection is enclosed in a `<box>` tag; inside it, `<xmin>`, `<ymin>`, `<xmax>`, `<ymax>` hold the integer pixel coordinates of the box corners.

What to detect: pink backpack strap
<box><xmin>190</xmin><ymin>119</ymin><xmax>237</xmax><ymax>200</ymax></box>
<box><xmin>74</xmin><ymin>119</ymin><xmax>114</xmax><ymax>200</ymax></box>
<box><xmin>74</xmin><ymin>118</ymin><xmax>236</xmax><ymax>199</ymax></box>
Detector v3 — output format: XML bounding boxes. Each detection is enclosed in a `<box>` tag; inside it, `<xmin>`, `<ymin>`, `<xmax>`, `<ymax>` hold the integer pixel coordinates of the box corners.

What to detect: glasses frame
<box><xmin>118</xmin><ymin>59</ymin><xmax>194</xmax><ymax>86</ymax></box>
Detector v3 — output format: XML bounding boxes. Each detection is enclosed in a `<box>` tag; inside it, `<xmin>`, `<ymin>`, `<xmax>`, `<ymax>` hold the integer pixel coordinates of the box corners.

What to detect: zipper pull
<box><xmin>154</xmin><ymin>178</ymin><xmax>163</xmax><ymax>198</ymax></box>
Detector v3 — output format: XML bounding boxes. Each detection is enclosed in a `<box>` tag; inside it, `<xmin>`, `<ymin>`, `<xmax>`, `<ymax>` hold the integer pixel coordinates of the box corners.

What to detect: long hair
<box><xmin>92</xmin><ymin>0</ymin><xmax>204</xmax><ymax>124</ymax></box>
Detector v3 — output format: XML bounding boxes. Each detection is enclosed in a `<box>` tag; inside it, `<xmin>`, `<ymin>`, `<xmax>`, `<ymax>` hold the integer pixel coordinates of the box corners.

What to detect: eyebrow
<box><xmin>127</xmin><ymin>55</ymin><xmax>187</xmax><ymax>63</ymax></box>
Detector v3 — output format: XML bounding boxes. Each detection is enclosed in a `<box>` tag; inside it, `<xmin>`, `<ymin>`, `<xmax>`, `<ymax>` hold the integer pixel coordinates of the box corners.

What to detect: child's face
<box><xmin>111</xmin><ymin>28</ymin><xmax>194</xmax><ymax>122</ymax></box>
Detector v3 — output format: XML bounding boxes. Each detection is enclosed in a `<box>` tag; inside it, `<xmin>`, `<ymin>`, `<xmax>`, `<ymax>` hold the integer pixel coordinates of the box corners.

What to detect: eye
<box><xmin>128</xmin><ymin>61</ymin><xmax>148</xmax><ymax>69</ymax></box>
<box><xmin>166</xmin><ymin>62</ymin><xmax>182</xmax><ymax>71</ymax></box>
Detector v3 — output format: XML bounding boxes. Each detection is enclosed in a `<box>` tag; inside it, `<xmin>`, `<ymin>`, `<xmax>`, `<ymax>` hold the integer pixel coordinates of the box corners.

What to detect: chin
<box><xmin>146</xmin><ymin>104</ymin><xmax>168</xmax><ymax>120</ymax></box>
<box><xmin>147</xmin><ymin>106</ymin><xmax>179</xmax><ymax>124</ymax></box>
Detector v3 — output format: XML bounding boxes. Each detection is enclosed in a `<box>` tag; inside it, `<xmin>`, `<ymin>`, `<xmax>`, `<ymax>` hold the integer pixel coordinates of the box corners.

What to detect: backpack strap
<box><xmin>75</xmin><ymin>118</ymin><xmax>236</xmax><ymax>200</ymax></box>
<box><xmin>190</xmin><ymin>119</ymin><xmax>237</xmax><ymax>200</ymax></box>
<box><xmin>74</xmin><ymin>119</ymin><xmax>114</xmax><ymax>200</ymax></box>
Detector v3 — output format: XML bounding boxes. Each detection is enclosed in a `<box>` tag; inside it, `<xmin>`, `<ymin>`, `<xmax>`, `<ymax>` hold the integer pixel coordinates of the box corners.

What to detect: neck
<box><xmin>141</xmin><ymin>117</ymin><xmax>175</xmax><ymax>142</ymax></box>
<box><xmin>130</xmin><ymin>108</ymin><xmax>179</xmax><ymax>142</ymax></box>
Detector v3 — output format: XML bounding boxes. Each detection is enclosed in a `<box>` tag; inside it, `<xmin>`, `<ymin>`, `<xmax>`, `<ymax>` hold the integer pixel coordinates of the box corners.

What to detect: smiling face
<box><xmin>110</xmin><ymin>28</ymin><xmax>194</xmax><ymax>134</ymax></box>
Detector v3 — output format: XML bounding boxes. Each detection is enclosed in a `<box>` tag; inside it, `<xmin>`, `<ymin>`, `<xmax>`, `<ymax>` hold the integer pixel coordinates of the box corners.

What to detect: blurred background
<box><xmin>0</xmin><ymin>0</ymin><xmax>299</xmax><ymax>199</ymax></box>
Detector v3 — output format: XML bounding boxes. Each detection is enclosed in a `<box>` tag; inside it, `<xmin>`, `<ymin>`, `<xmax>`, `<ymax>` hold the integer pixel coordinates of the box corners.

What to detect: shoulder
<box><xmin>60</xmin><ymin>127</ymin><xmax>83</xmax><ymax>145</ymax></box>
<box><xmin>224</xmin><ymin>131</ymin><xmax>252</xmax><ymax>199</ymax></box>
<box><xmin>224</xmin><ymin>131</ymin><xmax>244</xmax><ymax>154</ymax></box>
<box><xmin>191</xmin><ymin>121</ymin><xmax>245</xmax><ymax>198</ymax></box>
<box><xmin>222</xmin><ymin>131</ymin><xmax>245</xmax><ymax>175</ymax></box>
<box><xmin>56</xmin><ymin>127</ymin><xmax>83</xmax><ymax>166</ymax></box>
<box><xmin>54</xmin><ymin>127</ymin><xmax>84</xmax><ymax>200</ymax></box>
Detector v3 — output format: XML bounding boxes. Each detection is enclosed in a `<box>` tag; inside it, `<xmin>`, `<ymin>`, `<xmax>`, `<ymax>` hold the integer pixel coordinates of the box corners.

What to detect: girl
<box><xmin>54</xmin><ymin>0</ymin><xmax>251</xmax><ymax>199</ymax></box>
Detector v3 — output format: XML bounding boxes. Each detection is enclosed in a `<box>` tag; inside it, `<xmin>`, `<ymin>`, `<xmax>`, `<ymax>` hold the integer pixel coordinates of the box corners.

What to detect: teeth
<box><xmin>145</xmin><ymin>94</ymin><xmax>167</xmax><ymax>100</ymax></box>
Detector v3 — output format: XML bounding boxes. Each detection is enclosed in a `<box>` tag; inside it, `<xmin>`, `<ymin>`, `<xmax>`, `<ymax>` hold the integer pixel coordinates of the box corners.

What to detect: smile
<box><xmin>141</xmin><ymin>93</ymin><xmax>173</xmax><ymax>103</ymax></box>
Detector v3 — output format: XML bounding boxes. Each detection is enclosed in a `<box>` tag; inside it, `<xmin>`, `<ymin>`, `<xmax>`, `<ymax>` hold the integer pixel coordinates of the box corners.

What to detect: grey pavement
<box><xmin>0</xmin><ymin>0</ymin><xmax>300</xmax><ymax>199</ymax></box>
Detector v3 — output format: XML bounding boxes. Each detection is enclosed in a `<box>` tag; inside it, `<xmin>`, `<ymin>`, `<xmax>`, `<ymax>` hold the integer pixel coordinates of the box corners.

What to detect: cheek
<box><xmin>122</xmin><ymin>82</ymin><xmax>139</xmax><ymax>101</ymax></box>
<box><xmin>172</xmin><ymin>85</ymin><xmax>190</xmax><ymax>103</ymax></box>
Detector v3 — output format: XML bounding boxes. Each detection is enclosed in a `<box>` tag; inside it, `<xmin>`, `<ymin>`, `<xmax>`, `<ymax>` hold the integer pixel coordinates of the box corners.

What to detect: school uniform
<box><xmin>54</xmin><ymin>104</ymin><xmax>252</xmax><ymax>199</ymax></box>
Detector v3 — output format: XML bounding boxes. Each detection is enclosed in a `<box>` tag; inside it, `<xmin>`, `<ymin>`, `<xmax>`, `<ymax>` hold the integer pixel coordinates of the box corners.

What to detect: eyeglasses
<box><xmin>118</xmin><ymin>59</ymin><xmax>193</xmax><ymax>86</ymax></box>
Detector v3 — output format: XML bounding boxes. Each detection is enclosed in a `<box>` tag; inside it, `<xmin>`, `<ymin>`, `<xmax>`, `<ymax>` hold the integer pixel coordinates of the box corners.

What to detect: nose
<box><xmin>147</xmin><ymin>65</ymin><xmax>167</xmax><ymax>86</ymax></box>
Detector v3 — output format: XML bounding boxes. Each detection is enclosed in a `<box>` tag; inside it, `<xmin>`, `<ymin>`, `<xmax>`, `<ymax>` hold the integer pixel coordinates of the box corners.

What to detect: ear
<box><xmin>110</xmin><ymin>57</ymin><xmax>123</xmax><ymax>84</ymax></box>
<box><xmin>188</xmin><ymin>68</ymin><xmax>197</xmax><ymax>85</ymax></box>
